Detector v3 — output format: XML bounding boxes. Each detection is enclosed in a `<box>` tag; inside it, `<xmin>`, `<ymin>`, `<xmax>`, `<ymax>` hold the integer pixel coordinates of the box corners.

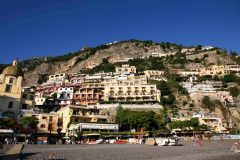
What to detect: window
<box><xmin>40</xmin><ymin>124</ymin><xmax>45</xmax><ymax>128</ymax></box>
<box><xmin>48</xmin><ymin>124</ymin><xmax>53</xmax><ymax>131</ymax></box>
<box><xmin>9</xmin><ymin>78</ymin><xmax>14</xmax><ymax>84</ymax></box>
<box><xmin>42</xmin><ymin>116</ymin><xmax>47</xmax><ymax>119</ymax></box>
<box><xmin>49</xmin><ymin>116</ymin><xmax>53</xmax><ymax>122</ymax></box>
<box><xmin>30</xmin><ymin>95</ymin><xmax>34</xmax><ymax>100</ymax></box>
<box><xmin>60</xmin><ymin>93</ymin><xmax>65</xmax><ymax>98</ymax></box>
<box><xmin>22</xmin><ymin>94</ymin><xmax>27</xmax><ymax>99</ymax></box>
<box><xmin>8</xmin><ymin>101</ymin><xmax>13</xmax><ymax>108</ymax></box>
<box><xmin>22</xmin><ymin>104</ymin><xmax>27</xmax><ymax>109</ymax></box>
<box><xmin>5</xmin><ymin>85</ymin><xmax>12</xmax><ymax>92</ymax></box>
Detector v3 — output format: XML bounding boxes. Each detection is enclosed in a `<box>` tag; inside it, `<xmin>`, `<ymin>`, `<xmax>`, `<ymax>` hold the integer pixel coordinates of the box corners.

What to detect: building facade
<box><xmin>0</xmin><ymin>60</ymin><xmax>24</xmax><ymax>116</ymax></box>
<box><xmin>103</xmin><ymin>84</ymin><xmax>161</xmax><ymax>102</ymax></box>
<box><xmin>57</xmin><ymin>105</ymin><xmax>113</xmax><ymax>134</ymax></box>
<box><xmin>115</xmin><ymin>64</ymin><xmax>136</xmax><ymax>74</ymax></box>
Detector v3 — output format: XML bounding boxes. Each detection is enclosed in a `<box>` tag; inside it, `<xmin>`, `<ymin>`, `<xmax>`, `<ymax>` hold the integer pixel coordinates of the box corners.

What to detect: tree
<box><xmin>222</xmin><ymin>73</ymin><xmax>238</xmax><ymax>83</ymax></box>
<box><xmin>102</xmin><ymin>58</ymin><xmax>109</xmax><ymax>64</ymax></box>
<box><xmin>153</xmin><ymin>80</ymin><xmax>171</xmax><ymax>96</ymax></box>
<box><xmin>202</xmin><ymin>96</ymin><xmax>216</xmax><ymax>111</ymax></box>
<box><xmin>20</xmin><ymin>116</ymin><xmax>39</xmax><ymax>136</ymax></box>
<box><xmin>169</xmin><ymin>118</ymin><xmax>200</xmax><ymax>131</ymax></box>
<box><xmin>155</xmin><ymin>109</ymin><xmax>170</xmax><ymax>129</ymax></box>
<box><xmin>76</xmin><ymin>131</ymin><xmax>83</xmax><ymax>141</ymax></box>
<box><xmin>202</xmin><ymin>96</ymin><xmax>211</xmax><ymax>107</ymax></box>
<box><xmin>230</xmin><ymin>51</ymin><xmax>238</xmax><ymax>57</ymax></box>
<box><xmin>196</xmin><ymin>45</ymin><xmax>202</xmax><ymax>51</ymax></box>
<box><xmin>51</xmin><ymin>93</ymin><xmax>57</xmax><ymax>99</ymax></box>
<box><xmin>229</xmin><ymin>86</ymin><xmax>240</xmax><ymax>97</ymax></box>
<box><xmin>116</xmin><ymin>108</ymin><xmax>161</xmax><ymax>131</ymax></box>
<box><xmin>0</xmin><ymin>118</ymin><xmax>15</xmax><ymax>129</ymax></box>
<box><xmin>161</xmin><ymin>94</ymin><xmax>176</xmax><ymax>106</ymax></box>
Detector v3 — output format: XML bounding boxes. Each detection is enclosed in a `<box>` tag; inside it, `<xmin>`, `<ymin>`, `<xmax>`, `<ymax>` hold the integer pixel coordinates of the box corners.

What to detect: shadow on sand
<box><xmin>20</xmin><ymin>152</ymin><xmax>66</xmax><ymax>160</ymax></box>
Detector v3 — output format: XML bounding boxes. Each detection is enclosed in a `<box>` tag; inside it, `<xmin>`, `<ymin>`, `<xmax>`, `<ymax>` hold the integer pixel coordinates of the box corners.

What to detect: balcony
<box><xmin>72</xmin><ymin>114</ymin><xmax>107</xmax><ymax>119</ymax></box>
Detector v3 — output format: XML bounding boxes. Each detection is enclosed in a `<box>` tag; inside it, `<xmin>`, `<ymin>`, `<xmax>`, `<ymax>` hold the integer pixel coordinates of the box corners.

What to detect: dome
<box><xmin>2</xmin><ymin>60</ymin><xmax>24</xmax><ymax>77</ymax></box>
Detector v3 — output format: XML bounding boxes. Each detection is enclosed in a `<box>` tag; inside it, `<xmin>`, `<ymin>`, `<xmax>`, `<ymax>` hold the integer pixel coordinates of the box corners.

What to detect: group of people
<box><xmin>2</xmin><ymin>137</ymin><xmax>17</xmax><ymax>144</ymax></box>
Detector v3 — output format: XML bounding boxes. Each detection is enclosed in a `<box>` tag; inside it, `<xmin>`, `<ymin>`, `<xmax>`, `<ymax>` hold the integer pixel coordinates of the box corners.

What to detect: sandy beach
<box><xmin>20</xmin><ymin>140</ymin><xmax>240</xmax><ymax>160</ymax></box>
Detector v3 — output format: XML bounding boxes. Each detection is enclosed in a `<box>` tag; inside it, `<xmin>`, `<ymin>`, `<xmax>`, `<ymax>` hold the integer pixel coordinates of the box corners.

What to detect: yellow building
<box><xmin>115</xmin><ymin>64</ymin><xmax>136</xmax><ymax>74</ymax></box>
<box><xmin>144</xmin><ymin>70</ymin><xmax>164</xmax><ymax>78</ymax></box>
<box><xmin>199</xmin><ymin>65</ymin><xmax>230</xmax><ymax>76</ymax></box>
<box><xmin>104</xmin><ymin>84</ymin><xmax>161</xmax><ymax>102</ymax></box>
<box><xmin>0</xmin><ymin>60</ymin><xmax>24</xmax><ymax>116</ymax></box>
<box><xmin>57</xmin><ymin>105</ymin><xmax>112</xmax><ymax>134</ymax></box>
<box><xmin>35</xmin><ymin>113</ymin><xmax>59</xmax><ymax>134</ymax></box>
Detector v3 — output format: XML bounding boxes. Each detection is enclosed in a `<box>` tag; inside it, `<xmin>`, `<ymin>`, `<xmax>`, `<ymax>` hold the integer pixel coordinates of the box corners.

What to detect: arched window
<box><xmin>8</xmin><ymin>101</ymin><xmax>13</xmax><ymax>108</ymax></box>
<box><xmin>40</xmin><ymin>124</ymin><xmax>45</xmax><ymax>128</ymax></box>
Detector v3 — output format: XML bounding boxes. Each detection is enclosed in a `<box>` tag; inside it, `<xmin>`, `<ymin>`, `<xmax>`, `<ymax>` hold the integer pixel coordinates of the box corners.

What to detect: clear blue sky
<box><xmin>0</xmin><ymin>0</ymin><xmax>240</xmax><ymax>64</ymax></box>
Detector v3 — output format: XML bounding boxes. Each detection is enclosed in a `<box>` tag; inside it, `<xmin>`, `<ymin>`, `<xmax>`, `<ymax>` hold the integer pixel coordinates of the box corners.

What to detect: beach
<box><xmin>20</xmin><ymin>140</ymin><xmax>240</xmax><ymax>160</ymax></box>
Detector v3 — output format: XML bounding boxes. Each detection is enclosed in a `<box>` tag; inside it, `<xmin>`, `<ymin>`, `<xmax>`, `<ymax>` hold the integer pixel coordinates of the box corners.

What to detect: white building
<box><xmin>35</xmin><ymin>97</ymin><xmax>46</xmax><ymax>106</ymax></box>
<box><xmin>181</xmin><ymin>82</ymin><xmax>216</xmax><ymax>93</ymax></box>
<box><xmin>217</xmin><ymin>91</ymin><xmax>234</xmax><ymax>105</ymax></box>
<box><xmin>48</xmin><ymin>73</ymin><xmax>67</xmax><ymax>83</ymax></box>
<box><xmin>181</xmin><ymin>48</ymin><xmax>196</xmax><ymax>54</ymax></box>
<box><xmin>201</xmin><ymin>46</ymin><xmax>214</xmax><ymax>51</ymax></box>
<box><xmin>151</xmin><ymin>52</ymin><xmax>176</xmax><ymax>57</ymax></box>
<box><xmin>70</xmin><ymin>123</ymin><xmax>119</xmax><ymax>132</ymax></box>
<box><xmin>57</xmin><ymin>87</ymin><xmax>74</xmax><ymax>100</ymax></box>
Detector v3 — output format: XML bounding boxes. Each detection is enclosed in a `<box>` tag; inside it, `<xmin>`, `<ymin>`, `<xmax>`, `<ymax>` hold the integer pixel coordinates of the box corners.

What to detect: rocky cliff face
<box><xmin>12</xmin><ymin>40</ymin><xmax>235</xmax><ymax>86</ymax></box>
<box><xmin>21</xmin><ymin>40</ymin><xmax>180</xmax><ymax>86</ymax></box>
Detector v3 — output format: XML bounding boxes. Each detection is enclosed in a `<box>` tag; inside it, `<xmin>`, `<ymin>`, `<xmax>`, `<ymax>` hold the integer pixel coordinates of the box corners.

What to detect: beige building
<box><xmin>103</xmin><ymin>74</ymin><xmax>147</xmax><ymax>86</ymax></box>
<box><xmin>192</xmin><ymin>114</ymin><xmax>226</xmax><ymax>133</ymax></box>
<box><xmin>177</xmin><ymin>70</ymin><xmax>200</xmax><ymax>77</ymax></box>
<box><xmin>144</xmin><ymin>70</ymin><xmax>164</xmax><ymax>78</ymax></box>
<box><xmin>35</xmin><ymin>113</ymin><xmax>59</xmax><ymax>134</ymax></box>
<box><xmin>0</xmin><ymin>60</ymin><xmax>24</xmax><ymax>115</ymax></box>
<box><xmin>57</xmin><ymin>105</ymin><xmax>112</xmax><ymax>134</ymax></box>
<box><xmin>104</xmin><ymin>84</ymin><xmax>161</xmax><ymax>102</ymax></box>
<box><xmin>115</xmin><ymin>64</ymin><xmax>136</xmax><ymax>74</ymax></box>
<box><xmin>19</xmin><ymin>110</ymin><xmax>59</xmax><ymax>134</ymax></box>
<box><xmin>21</xmin><ymin>87</ymin><xmax>35</xmax><ymax>110</ymax></box>
<box><xmin>199</xmin><ymin>65</ymin><xmax>230</xmax><ymax>76</ymax></box>
<box><xmin>171</xmin><ymin>114</ymin><xmax>227</xmax><ymax>133</ymax></box>
<box><xmin>48</xmin><ymin>73</ymin><xmax>67</xmax><ymax>83</ymax></box>
<box><xmin>225</xmin><ymin>64</ymin><xmax>240</xmax><ymax>76</ymax></box>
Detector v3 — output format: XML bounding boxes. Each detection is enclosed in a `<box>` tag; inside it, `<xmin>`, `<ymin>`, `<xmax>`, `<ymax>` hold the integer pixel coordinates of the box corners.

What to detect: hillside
<box><xmin>1</xmin><ymin>39</ymin><xmax>240</xmax><ymax>129</ymax></box>
<box><xmin>1</xmin><ymin>40</ymin><xmax>237</xmax><ymax>86</ymax></box>
<box><xmin>21</xmin><ymin>40</ymin><xmax>182</xmax><ymax>86</ymax></box>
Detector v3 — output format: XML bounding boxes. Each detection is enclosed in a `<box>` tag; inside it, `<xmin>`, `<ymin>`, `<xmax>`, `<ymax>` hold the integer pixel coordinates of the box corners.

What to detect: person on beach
<box><xmin>234</xmin><ymin>139</ymin><xmax>240</xmax><ymax>145</ymax></box>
